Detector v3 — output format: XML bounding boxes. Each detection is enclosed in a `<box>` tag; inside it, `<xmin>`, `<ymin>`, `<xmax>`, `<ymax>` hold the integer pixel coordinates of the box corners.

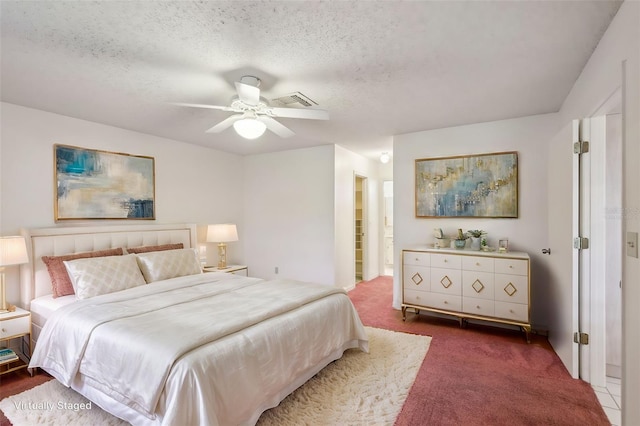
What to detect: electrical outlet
<box><xmin>627</xmin><ymin>232</ymin><xmax>638</xmax><ymax>258</ymax></box>
<box><xmin>275</xmin><ymin>266</ymin><xmax>279</xmax><ymax>274</ymax></box>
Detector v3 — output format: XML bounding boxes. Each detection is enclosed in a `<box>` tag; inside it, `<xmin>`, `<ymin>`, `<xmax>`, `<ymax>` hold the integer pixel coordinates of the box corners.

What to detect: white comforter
<box><xmin>30</xmin><ymin>273</ymin><xmax>369</xmax><ymax>425</ymax></box>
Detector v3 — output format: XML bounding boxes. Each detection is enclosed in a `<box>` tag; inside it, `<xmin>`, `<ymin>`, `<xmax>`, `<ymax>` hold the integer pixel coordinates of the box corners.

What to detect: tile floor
<box><xmin>593</xmin><ymin>376</ymin><xmax>621</xmax><ymax>425</ymax></box>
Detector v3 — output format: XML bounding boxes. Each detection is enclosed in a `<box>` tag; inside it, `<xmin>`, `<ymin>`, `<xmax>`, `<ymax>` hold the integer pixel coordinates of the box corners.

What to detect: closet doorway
<box><xmin>383</xmin><ymin>181</ymin><xmax>394</xmax><ymax>276</ymax></box>
<box><xmin>355</xmin><ymin>175</ymin><xmax>367</xmax><ymax>282</ymax></box>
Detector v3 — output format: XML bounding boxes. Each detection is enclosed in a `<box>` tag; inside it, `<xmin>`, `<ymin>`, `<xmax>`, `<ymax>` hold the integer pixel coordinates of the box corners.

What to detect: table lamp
<box><xmin>0</xmin><ymin>236</ymin><xmax>29</xmax><ymax>313</ymax></box>
<box><xmin>207</xmin><ymin>224</ymin><xmax>238</xmax><ymax>269</ymax></box>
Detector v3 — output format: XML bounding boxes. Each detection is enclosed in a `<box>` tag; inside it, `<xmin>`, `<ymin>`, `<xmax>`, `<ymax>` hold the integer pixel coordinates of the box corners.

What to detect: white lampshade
<box><xmin>0</xmin><ymin>236</ymin><xmax>29</xmax><ymax>267</ymax></box>
<box><xmin>207</xmin><ymin>224</ymin><xmax>239</xmax><ymax>243</ymax></box>
<box><xmin>233</xmin><ymin>118</ymin><xmax>267</xmax><ymax>139</ymax></box>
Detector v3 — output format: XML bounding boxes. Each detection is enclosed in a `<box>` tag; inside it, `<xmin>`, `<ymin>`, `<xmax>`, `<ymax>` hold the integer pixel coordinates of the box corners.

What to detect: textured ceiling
<box><xmin>0</xmin><ymin>1</ymin><xmax>622</xmax><ymax>160</ymax></box>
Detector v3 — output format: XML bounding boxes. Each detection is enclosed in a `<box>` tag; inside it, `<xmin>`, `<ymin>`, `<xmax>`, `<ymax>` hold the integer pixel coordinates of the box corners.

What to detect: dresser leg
<box><xmin>522</xmin><ymin>326</ymin><xmax>531</xmax><ymax>343</ymax></box>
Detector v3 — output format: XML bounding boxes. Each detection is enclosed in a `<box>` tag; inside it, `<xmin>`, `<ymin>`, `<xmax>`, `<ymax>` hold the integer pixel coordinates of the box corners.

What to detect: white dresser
<box><xmin>402</xmin><ymin>248</ymin><xmax>531</xmax><ymax>341</ymax></box>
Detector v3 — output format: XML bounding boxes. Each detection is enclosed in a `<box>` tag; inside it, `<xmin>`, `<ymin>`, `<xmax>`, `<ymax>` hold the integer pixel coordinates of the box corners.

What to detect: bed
<box><xmin>20</xmin><ymin>224</ymin><xmax>368</xmax><ymax>426</ymax></box>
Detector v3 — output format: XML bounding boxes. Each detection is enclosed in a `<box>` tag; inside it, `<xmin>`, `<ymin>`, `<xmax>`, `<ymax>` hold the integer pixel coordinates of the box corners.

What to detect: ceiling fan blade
<box><xmin>235</xmin><ymin>82</ymin><xmax>260</xmax><ymax>106</ymax></box>
<box><xmin>269</xmin><ymin>107</ymin><xmax>329</xmax><ymax>120</ymax></box>
<box><xmin>205</xmin><ymin>115</ymin><xmax>242</xmax><ymax>133</ymax></box>
<box><xmin>171</xmin><ymin>102</ymin><xmax>234</xmax><ymax>111</ymax></box>
<box><xmin>257</xmin><ymin>116</ymin><xmax>295</xmax><ymax>138</ymax></box>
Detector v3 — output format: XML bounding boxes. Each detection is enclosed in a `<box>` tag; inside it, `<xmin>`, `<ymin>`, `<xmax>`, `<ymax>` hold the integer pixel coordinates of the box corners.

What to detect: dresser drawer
<box><xmin>403</xmin><ymin>265</ymin><xmax>431</xmax><ymax>290</ymax></box>
<box><xmin>495</xmin><ymin>258</ymin><xmax>528</xmax><ymax>276</ymax></box>
<box><xmin>462</xmin><ymin>271</ymin><xmax>494</xmax><ymax>300</ymax></box>
<box><xmin>403</xmin><ymin>289</ymin><xmax>431</xmax><ymax>306</ymax></box>
<box><xmin>422</xmin><ymin>292</ymin><xmax>462</xmax><ymax>312</ymax></box>
<box><xmin>494</xmin><ymin>274</ymin><xmax>528</xmax><ymax>305</ymax></box>
<box><xmin>463</xmin><ymin>297</ymin><xmax>495</xmax><ymax>317</ymax></box>
<box><xmin>495</xmin><ymin>301</ymin><xmax>528</xmax><ymax>322</ymax></box>
<box><xmin>430</xmin><ymin>253</ymin><xmax>461</xmax><ymax>269</ymax></box>
<box><xmin>430</xmin><ymin>268</ymin><xmax>461</xmax><ymax>295</ymax></box>
<box><xmin>403</xmin><ymin>251</ymin><xmax>430</xmax><ymax>267</ymax></box>
<box><xmin>0</xmin><ymin>315</ymin><xmax>30</xmax><ymax>339</ymax></box>
<box><xmin>462</xmin><ymin>256</ymin><xmax>494</xmax><ymax>273</ymax></box>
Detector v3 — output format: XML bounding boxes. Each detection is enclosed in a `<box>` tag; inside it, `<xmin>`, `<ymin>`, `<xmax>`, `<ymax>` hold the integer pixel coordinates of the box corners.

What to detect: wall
<box><xmin>0</xmin><ymin>102</ymin><xmax>245</xmax><ymax>302</ymax></box>
<box><xmin>334</xmin><ymin>145</ymin><xmax>380</xmax><ymax>289</ymax></box>
<box><xmin>392</xmin><ymin>113</ymin><xmax>559</xmax><ymax>329</ymax></box>
<box><xmin>545</xmin><ymin>1</ymin><xmax>639</xmax><ymax>422</ymax></box>
<box><xmin>243</xmin><ymin>145</ymin><xmax>336</xmax><ymax>285</ymax></box>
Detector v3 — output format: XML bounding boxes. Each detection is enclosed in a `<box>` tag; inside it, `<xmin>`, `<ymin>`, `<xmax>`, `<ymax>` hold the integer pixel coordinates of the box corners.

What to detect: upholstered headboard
<box><xmin>19</xmin><ymin>223</ymin><xmax>197</xmax><ymax>309</ymax></box>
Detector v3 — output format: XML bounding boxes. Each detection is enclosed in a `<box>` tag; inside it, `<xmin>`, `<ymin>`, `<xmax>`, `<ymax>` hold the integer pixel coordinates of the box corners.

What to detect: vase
<box><xmin>470</xmin><ymin>237</ymin><xmax>481</xmax><ymax>250</ymax></box>
<box><xmin>454</xmin><ymin>239</ymin><xmax>466</xmax><ymax>249</ymax></box>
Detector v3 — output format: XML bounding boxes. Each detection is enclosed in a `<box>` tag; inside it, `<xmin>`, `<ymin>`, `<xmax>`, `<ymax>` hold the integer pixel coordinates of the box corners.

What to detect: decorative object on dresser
<box><xmin>0</xmin><ymin>236</ymin><xmax>29</xmax><ymax>313</ymax></box>
<box><xmin>0</xmin><ymin>307</ymin><xmax>32</xmax><ymax>376</ymax></box>
<box><xmin>467</xmin><ymin>229</ymin><xmax>486</xmax><ymax>250</ymax></box>
<box><xmin>207</xmin><ymin>223</ymin><xmax>239</xmax><ymax>269</ymax></box>
<box><xmin>401</xmin><ymin>248</ymin><xmax>531</xmax><ymax>342</ymax></box>
<box><xmin>54</xmin><ymin>144</ymin><xmax>155</xmax><ymax>220</ymax></box>
<box><xmin>415</xmin><ymin>151</ymin><xmax>518</xmax><ymax>218</ymax></box>
<box><xmin>453</xmin><ymin>228</ymin><xmax>468</xmax><ymax>249</ymax></box>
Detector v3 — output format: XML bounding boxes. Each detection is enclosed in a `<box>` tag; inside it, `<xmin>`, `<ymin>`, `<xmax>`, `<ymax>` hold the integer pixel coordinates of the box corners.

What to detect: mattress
<box><xmin>29</xmin><ymin>294</ymin><xmax>77</xmax><ymax>343</ymax></box>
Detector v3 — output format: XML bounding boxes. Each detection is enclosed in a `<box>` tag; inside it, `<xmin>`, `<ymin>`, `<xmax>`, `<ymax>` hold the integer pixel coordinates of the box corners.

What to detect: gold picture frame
<box><xmin>415</xmin><ymin>151</ymin><xmax>518</xmax><ymax>218</ymax></box>
<box><xmin>54</xmin><ymin>144</ymin><xmax>156</xmax><ymax>220</ymax></box>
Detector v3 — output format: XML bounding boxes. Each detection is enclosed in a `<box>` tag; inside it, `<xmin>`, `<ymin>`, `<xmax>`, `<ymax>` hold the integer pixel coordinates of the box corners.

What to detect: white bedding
<box><xmin>30</xmin><ymin>272</ymin><xmax>368</xmax><ymax>426</ymax></box>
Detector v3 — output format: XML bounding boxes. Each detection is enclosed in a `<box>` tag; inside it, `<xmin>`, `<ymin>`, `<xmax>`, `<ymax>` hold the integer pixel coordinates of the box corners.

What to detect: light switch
<box><xmin>627</xmin><ymin>232</ymin><xmax>638</xmax><ymax>258</ymax></box>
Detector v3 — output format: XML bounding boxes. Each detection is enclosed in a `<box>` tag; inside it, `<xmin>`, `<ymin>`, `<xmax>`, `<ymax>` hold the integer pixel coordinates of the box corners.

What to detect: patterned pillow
<box><xmin>135</xmin><ymin>248</ymin><xmax>202</xmax><ymax>283</ymax></box>
<box><xmin>126</xmin><ymin>243</ymin><xmax>184</xmax><ymax>254</ymax></box>
<box><xmin>42</xmin><ymin>248</ymin><xmax>124</xmax><ymax>298</ymax></box>
<box><xmin>63</xmin><ymin>254</ymin><xmax>147</xmax><ymax>300</ymax></box>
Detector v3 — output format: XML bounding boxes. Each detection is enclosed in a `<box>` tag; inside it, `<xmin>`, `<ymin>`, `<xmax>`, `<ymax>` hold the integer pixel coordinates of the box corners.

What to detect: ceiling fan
<box><xmin>174</xmin><ymin>76</ymin><xmax>329</xmax><ymax>139</ymax></box>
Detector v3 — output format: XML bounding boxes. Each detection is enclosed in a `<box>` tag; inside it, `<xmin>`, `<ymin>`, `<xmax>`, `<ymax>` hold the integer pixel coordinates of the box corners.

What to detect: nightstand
<box><xmin>0</xmin><ymin>307</ymin><xmax>32</xmax><ymax>376</ymax></box>
<box><xmin>203</xmin><ymin>265</ymin><xmax>248</xmax><ymax>277</ymax></box>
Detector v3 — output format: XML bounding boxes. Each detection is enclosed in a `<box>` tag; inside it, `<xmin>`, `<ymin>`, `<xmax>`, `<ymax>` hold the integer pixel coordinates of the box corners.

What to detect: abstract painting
<box><xmin>54</xmin><ymin>144</ymin><xmax>155</xmax><ymax>220</ymax></box>
<box><xmin>415</xmin><ymin>151</ymin><xmax>518</xmax><ymax>218</ymax></box>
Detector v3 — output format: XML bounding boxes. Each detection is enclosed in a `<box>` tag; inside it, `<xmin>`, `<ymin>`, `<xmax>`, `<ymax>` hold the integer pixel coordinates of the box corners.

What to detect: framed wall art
<box><xmin>415</xmin><ymin>151</ymin><xmax>518</xmax><ymax>218</ymax></box>
<box><xmin>54</xmin><ymin>144</ymin><xmax>156</xmax><ymax>220</ymax></box>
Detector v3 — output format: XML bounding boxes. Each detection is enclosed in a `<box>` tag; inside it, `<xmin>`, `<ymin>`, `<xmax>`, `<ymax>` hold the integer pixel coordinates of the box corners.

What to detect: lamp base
<box><xmin>217</xmin><ymin>243</ymin><xmax>228</xmax><ymax>269</ymax></box>
<box><xmin>0</xmin><ymin>304</ymin><xmax>15</xmax><ymax>313</ymax></box>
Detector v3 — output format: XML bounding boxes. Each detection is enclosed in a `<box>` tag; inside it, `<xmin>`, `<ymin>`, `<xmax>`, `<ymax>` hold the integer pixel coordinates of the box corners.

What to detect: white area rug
<box><xmin>1</xmin><ymin>327</ymin><xmax>430</xmax><ymax>426</ymax></box>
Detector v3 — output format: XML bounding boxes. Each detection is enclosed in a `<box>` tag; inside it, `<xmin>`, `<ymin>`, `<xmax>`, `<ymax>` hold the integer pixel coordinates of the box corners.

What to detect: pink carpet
<box><xmin>348</xmin><ymin>276</ymin><xmax>610</xmax><ymax>426</ymax></box>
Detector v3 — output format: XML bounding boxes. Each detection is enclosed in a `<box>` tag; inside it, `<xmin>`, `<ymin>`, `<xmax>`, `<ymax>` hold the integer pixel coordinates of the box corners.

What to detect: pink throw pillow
<box><xmin>42</xmin><ymin>248</ymin><xmax>124</xmax><ymax>298</ymax></box>
<box><xmin>126</xmin><ymin>243</ymin><xmax>184</xmax><ymax>254</ymax></box>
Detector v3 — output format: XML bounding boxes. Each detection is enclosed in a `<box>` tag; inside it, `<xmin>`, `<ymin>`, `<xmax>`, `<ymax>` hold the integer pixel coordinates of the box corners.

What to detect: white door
<box><xmin>547</xmin><ymin>121</ymin><xmax>579</xmax><ymax>378</ymax></box>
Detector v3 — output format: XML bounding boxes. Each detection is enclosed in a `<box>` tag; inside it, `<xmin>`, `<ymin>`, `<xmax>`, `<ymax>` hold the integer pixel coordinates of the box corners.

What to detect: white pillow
<box><xmin>135</xmin><ymin>248</ymin><xmax>202</xmax><ymax>283</ymax></box>
<box><xmin>63</xmin><ymin>254</ymin><xmax>146</xmax><ymax>300</ymax></box>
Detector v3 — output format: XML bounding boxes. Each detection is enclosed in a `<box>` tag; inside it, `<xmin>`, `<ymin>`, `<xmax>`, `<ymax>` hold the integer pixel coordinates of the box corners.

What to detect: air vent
<box><xmin>272</xmin><ymin>92</ymin><xmax>318</xmax><ymax>107</ymax></box>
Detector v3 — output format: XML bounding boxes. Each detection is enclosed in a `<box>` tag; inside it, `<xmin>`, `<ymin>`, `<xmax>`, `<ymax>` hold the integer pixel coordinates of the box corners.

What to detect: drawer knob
<box><xmin>509</xmin><ymin>265</ymin><xmax>513</xmax><ymax>268</ymax></box>
<box><xmin>444</xmin><ymin>259</ymin><xmax>448</xmax><ymax>263</ymax></box>
<box><xmin>444</xmin><ymin>301</ymin><xmax>448</xmax><ymax>304</ymax></box>
<box><xmin>415</xmin><ymin>258</ymin><xmax>419</xmax><ymax>261</ymax></box>
<box><xmin>509</xmin><ymin>309</ymin><xmax>515</xmax><ymax>313</ymax></box>
<box><xmin>476</xmin><ymin>305</ymin><xmax>481</xmax><ymax>309</ymax></box>
<box><xmin>476</xmin><ymin>262</ymin><xmax>480</xmax><ymax>266</ymax></box>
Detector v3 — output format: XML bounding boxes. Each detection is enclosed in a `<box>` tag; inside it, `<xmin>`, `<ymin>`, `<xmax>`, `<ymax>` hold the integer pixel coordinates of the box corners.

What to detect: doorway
<box><xmin>355</xmin><ymin>175</ymin><xmax>367</xmax><ymax>282</ymax></box>
<box><xmin>383</xmin><ymin>181</ymin><xmax>394</xmax><ymax>276</ymax></box>
<box><xmin>574</xmin><ymin>92</ymin><xmax>622</xmax><ymax>389</ymax></box>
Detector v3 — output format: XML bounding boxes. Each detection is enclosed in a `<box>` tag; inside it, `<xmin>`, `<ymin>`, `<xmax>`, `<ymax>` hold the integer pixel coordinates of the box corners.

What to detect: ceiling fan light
<box><xmin>233</xmin><ymin>118</ymin><xmax>267</xmax><ymax>139</ymax></box>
